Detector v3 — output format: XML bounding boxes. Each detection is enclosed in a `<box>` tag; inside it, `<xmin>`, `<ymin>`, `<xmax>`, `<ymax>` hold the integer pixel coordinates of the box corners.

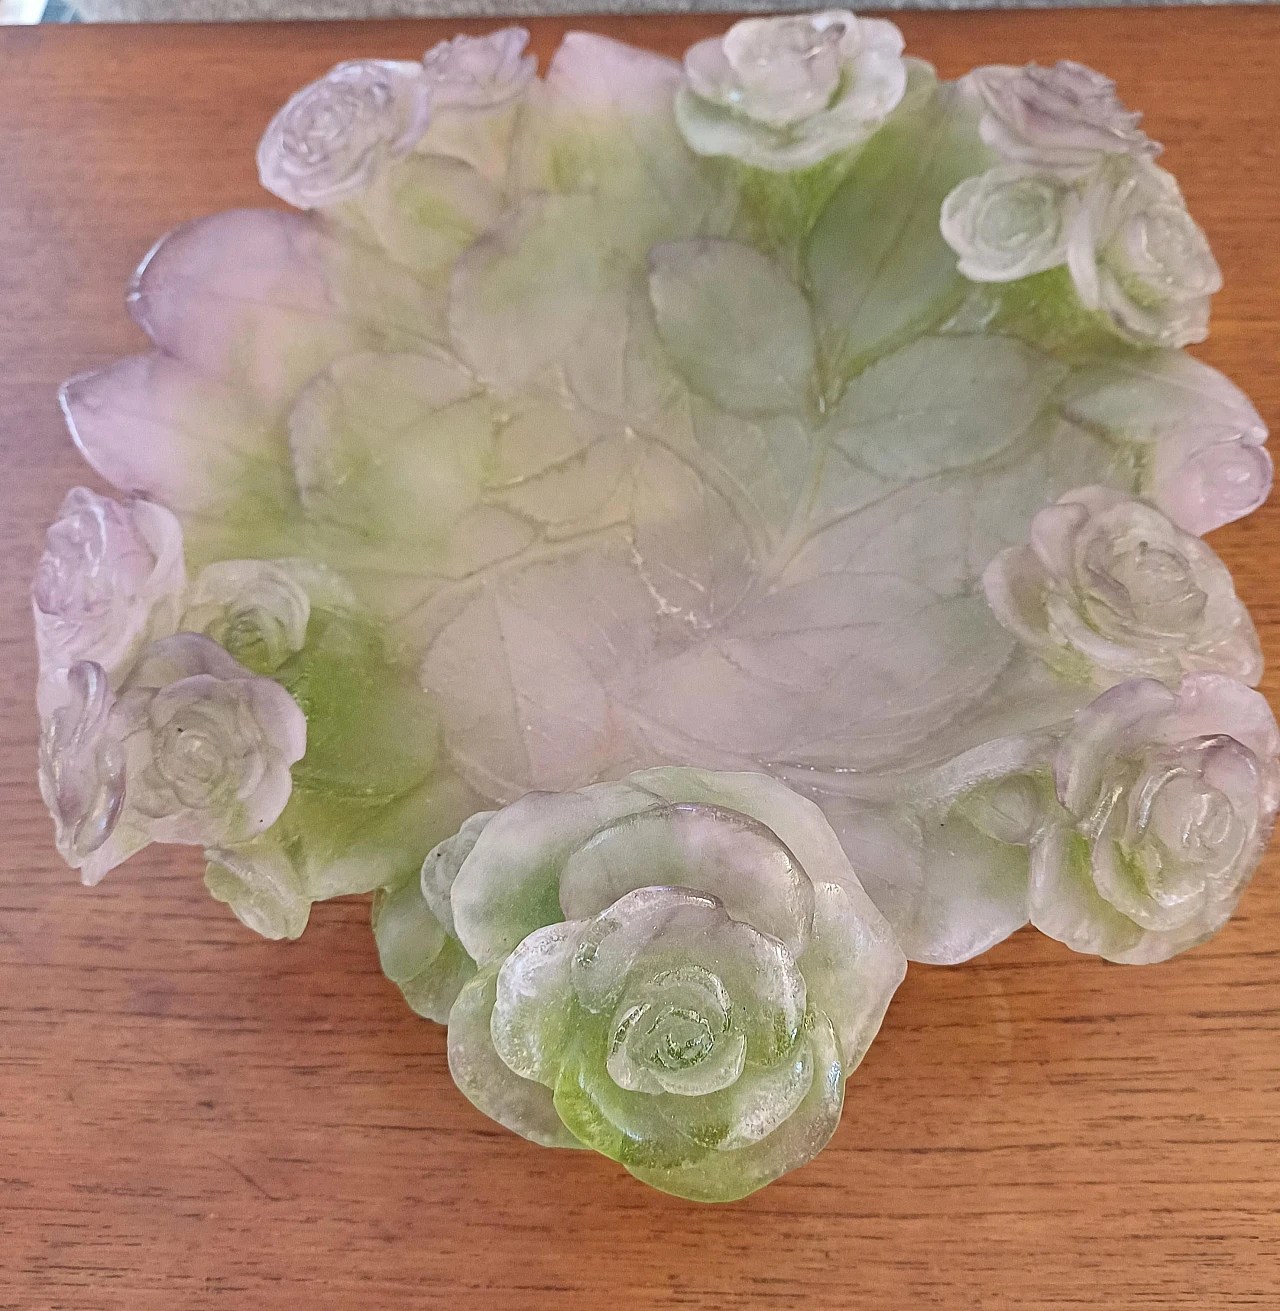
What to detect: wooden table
<box><xmin>3</xmin><ymin>8</ymin><xmax>1280</xmax><ymax>1307</ymax></box>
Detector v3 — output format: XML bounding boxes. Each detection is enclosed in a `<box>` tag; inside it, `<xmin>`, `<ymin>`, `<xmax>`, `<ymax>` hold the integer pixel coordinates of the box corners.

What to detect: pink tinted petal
<box><xmin>61</xmin><ymin>353</ymin><xmax>282</xmax><ymax>513</ymax></box>
<box><xmin>1065</xmin><ymin>188</ymin><xmax>1102</xmax><ymax>309</ymax></box>
<box><xmin>1150</xmin><ymin>428</ymin><xmax>1273</xmax><ymax>536</ymax></box>
<box><xmin>423</xmin><ymin>28</ymin><xmax>535</xmax><ymax>112</ymax></box>
<box><xmin>130</xmin><ymin>210</ymin><xmax>344</xmax><ymax>384</ymax></box>
<box><xmin>1167</xmin><ymin>673</ymin><xmax>1280</xmax><ymax>763</ymax></box>
<box><xmin>128</xmin><ymin>209</ymin><xmax>444</xmax><ymax>415</ymax></box>
<box><xmin>832</xmin><ymin>27</ymin><xmax>908</xmax><ymax>122</ymax></box>
<box><xmin>981</xmin><ymin>544</ymin><xmax>1054</xmax><ymax>651</ymax></box>
<box><xmin>1186</xmin><ymin>613</ymin><xmax>1264</xmax><ymax>687</ymax></box>
<box><xmin>683</xmin><ymin>34</ymin><xmax>735</xmax><ymax>103</ymax></box>
<box><xmin>237</xmin><ymin>756</ymin><xmax>296</xmax><ymax>839</ymax></box>
<box><xmin>125</xmin><ymin>633</ymin><xmax>253</xmax><ymax>689</ymax></box>
<box><xmin>548</xmin><ymin>31</ymin><xmax>682</xmax><ymax>116</ymax></box>
<box><xmin>245</xmin><ymin>676</ymin><xmax>309</xmax><ymax>768</ymax></box>
<box><xmin>129</xmin><ymin>497</ymin><xmax>188</xmax><ymax>599</ymax></box>
<box><xmin>1029</xmin><ymin>500</ymin><xmax>1089</xmax><ymax>581</ymax></box>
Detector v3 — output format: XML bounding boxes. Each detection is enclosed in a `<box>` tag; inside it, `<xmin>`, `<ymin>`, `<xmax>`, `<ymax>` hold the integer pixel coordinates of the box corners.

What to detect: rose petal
<box><xmin>797</xmin><ymin>880</ymin><xmax>906</xmax><ymax>1068</ymax></box>
<box><xmin>558</xmin><ymin>803</ymin><xmax>816</xmax><ymax>957</ymax></box>
<box><xmin>420</xmin><ymin>809</ymin><xmax>496</xmax><ymax>938</ymax></box>
<box><xmin>206</xmin><ymin>836</ymin><xmax>312</xmax><ymax>941</ymax></box>
<box><xmin>566</xmin><ymin>885</ymin><xmax>722</xmax><ymax>1016</ymax></box>
<box><xmin>626</xmin><ymin>768</ymin><xmax>892</xmax><ymax>944</ymax></box>
<box><xmin>124</xmin><ymin>632</ymin><xmax>255</xmax><ymax>689</ymax></box>
<box><xmin>449</xmin><ymin>781</ymin><xmax>658</xmax><ymax>966</ymax></box>
<box><xmin>1029</xmin><ymin>500</ymin><xmax>1090</xmax><ymax>582</ymax></box>
<box><xmin>491</xmin><ymin>921</ymin><xmax>579</xmax><ymax>1084</ymax></box>
<box><xmin>1029</xmin><ymin>823</ymin><xmax>1145</xmax><ymax>959</ymax></box>
<box><xmin>1162</xmin><ymin>673</ymin><xmax>1280</xmax><ymax>764</ymax></box>
<box><xmin>447</xmin><ymin>968</ymin><xmax>585</xmax><ymax>1149</ymax></box>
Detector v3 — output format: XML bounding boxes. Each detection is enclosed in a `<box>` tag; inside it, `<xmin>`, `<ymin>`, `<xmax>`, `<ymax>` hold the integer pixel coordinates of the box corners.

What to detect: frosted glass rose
<box><xmin>1031</xmin><ymin>674</ymin><xmax>1280</xmax><ymax>964</ymax></box>
<box><xmin>38</xmin><ymin>661</ymin><xmax>126</xmax><ymax>878</ymax></box>
<box><xmin>941</xmin><ymin>164</ymin><xmax>1077</xmax><ymax>282</ymax></box>
<box><xmin>116</xmin><ymin>634</ymin><xmax>307</xmax><ymax>849</ymax></box>
<box><xmin>182</xmin><ymin>559</ymin><xmax>311</xmax><ymax>675</ymax></box>
<box><xmin>968</xmin><ymin>60</ymin><xmax>1157</xmax><ymax>177</ymax></box>
<box><xmin>257</xmin><ymin>59</ymin><xmax>433</xmax><ymax>210</ymax></box>
<box><xmin>32</xmin><ymin>488</ymin><xmax>185</xmax><ymax>716</ymax></box>
<box><xmin>422</xmin><ymin>27</ymin><xmax>536</xmax><ymax>110</ymax></box>
<box><xmin>445</xmin><ymin>768</ymin><xmax>905</xmax><ymax>1200</ymax></box>
<box><xmin>39</xmin><ymin>635</ymin><xmax>306</xmax><ymax>885</ymax></box>
<box><xmin>1067</xmin><ymin>158</ymin><xmax>1222</xmax><ymax>349</ymax></box>
<box><xmin>984</xmin><ymin>487</ymin><xmax>1261</xmax><ymax>685</ymax></box>
<box><xmin>675</xmin><ymin>12</ymin><xmax>907</xmax><ymax>172</ymax></box>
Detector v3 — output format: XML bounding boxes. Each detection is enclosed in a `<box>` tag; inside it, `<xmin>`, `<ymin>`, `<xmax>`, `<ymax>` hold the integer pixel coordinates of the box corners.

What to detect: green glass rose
<box><xmin>1030</xmin><ymin>673</ymin><xmax>1280</xmax><ymax>963</ymax></box>
<box><xmin>442</xmin><ymin>768</ymin><xmax>906</xmax><ymax>1201</ymax></box>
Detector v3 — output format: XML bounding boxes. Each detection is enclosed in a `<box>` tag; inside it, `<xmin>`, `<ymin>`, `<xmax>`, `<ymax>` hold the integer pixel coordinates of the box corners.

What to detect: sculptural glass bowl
<box><xmin>34</xmin><ymin>16</ymin><xmax>1277</xmax><ymax>1200</ymax></box>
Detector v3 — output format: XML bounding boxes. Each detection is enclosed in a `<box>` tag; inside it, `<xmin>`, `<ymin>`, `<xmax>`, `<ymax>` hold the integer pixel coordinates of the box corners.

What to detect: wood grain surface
<box><xmin>2</xmin><ymin>9</ymin><xmax>1280</xmax><ymax>1308</ymax></box>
